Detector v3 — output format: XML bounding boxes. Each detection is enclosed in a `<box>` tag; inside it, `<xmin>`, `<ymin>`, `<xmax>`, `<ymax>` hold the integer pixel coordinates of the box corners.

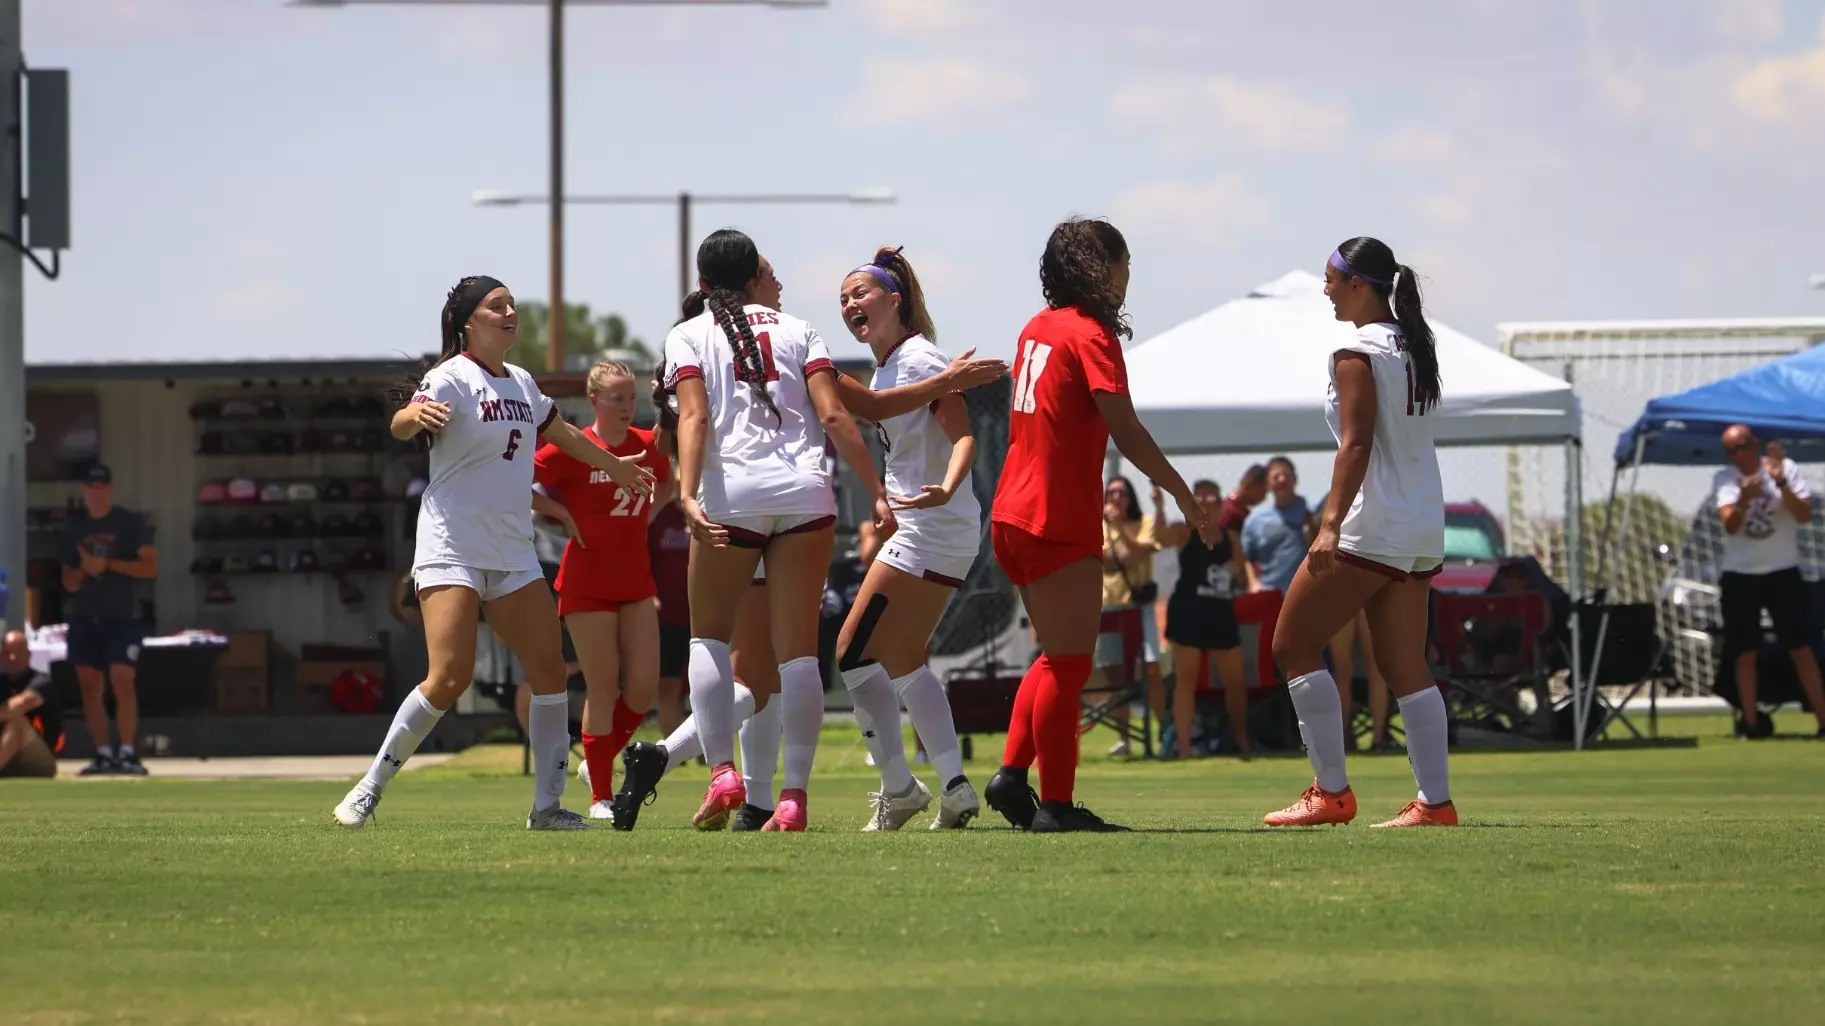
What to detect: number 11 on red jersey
<box><xmin>1013</xmin><ymin>340</ymin><xmax>1053</xmax><ymax>413</ymax></box>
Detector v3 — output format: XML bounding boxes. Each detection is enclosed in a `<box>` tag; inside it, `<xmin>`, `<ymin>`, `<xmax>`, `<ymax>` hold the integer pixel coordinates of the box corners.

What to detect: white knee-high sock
<box><xmin>359</xmin><ymin>689</ymin><xmax>444</xmax><ymax>794</ymax></box>
<box><xmin>740</xmin><ymin>696</ymin><xmax>782</xmax><ymax>811</ymax></box>
<box><xmin>779</xmin><ymin>656</ymin><xmax>824</xmax><ymax>792</ymax></box>
<box><xmin>1397</xmin><ymin>687</ymin><xmax>1451</xmax><ymax>805</ymax></box>
<box><xmin>687</xmin><ymin>638</ymin><xmax>736</xmax><ymax>767</ymax></box>
<box><xmin>1287</xmin><ymin>669</ymin><xmax>1350</xmax><ymax>793</ymax></box>
<box><xmin>528</xmin><ymin>691</ymin><xmax>571</xmax><ymax>812</ymax></box>
<box><xmin>894</xmin><ymin>666</ymin><xmax>963</xmax><ymax>787</ymax></box>
<box><xmin>843</xmin><ymin>663</ymin><xmax>913</xmax><ymax>793</ymax></box>
<box><xmin>661</xmin><ymin>682</ymin><xmax>756</xmax><ymax>774</ymax></box>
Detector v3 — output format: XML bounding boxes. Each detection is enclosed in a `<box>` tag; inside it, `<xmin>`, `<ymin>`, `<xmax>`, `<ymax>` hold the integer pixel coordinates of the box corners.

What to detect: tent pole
<box><xmin>1585</xmin><ymin>433</ymin><xmax>1648</xmax><ymax>739</ymax></box>
<box><xmin>1566</xmin><ymin>437</ymin><xmax>1587</xmax><ymax>750</ymax></box>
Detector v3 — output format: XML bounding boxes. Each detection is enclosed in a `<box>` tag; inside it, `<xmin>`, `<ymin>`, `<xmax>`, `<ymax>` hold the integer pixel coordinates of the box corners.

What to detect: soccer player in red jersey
<box><xmin>986</xmin><ymin>218</ymin><xmax>1208</xmax><ymax>833</ymax></box>
<box><xmin>532</xmin><ymin>360</ymin><xmax>675</xmax><ymax>820</ymax></box>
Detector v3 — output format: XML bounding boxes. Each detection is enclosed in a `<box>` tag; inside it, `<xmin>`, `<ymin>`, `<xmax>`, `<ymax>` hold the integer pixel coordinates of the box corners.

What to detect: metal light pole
<box><xmin>285</xmin><ymin>0</ymin><xmax>826</xmax><ymax>370</ymax></box>
<box><xmin>473</xmin><ymin>188</ymin><xmax>895</xmax><ymax>305</ymax></box>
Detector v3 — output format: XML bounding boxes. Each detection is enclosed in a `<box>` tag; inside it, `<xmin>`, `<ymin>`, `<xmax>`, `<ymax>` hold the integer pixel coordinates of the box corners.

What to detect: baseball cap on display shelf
<box><xmin>192</xmin><ymin>516</ymin><xmax>223</xmax><ymax>540</ymax></box>
<box><xmin>286</xmin><ymin>481</ymin><xmax>319</xmax><ymax>502</ymax></box>
<box><xmin>197</xmin><ymin>431</ymin><xmax>226</xmax><ymax>455</ymax></box>
<box><xmin>220</xmin><ymin>398</ymin><xmax>259</xmax><ymax>419</ymax></box>
<box><xmin>252</xmin><ymin>549</ymin><xmax>280</xmax><ymax>573</ymax></box>
<box><xmin>257</xmin><ymin>398</ymin><xmax>286</xmax><ymax>420</ymax></box>
<box><xmin>322</xmin><ymin>479</ymin><xmax>351</xmax><ymax>501</ymax></box>
<box><xmin>254</xmin><ymin>513</ymin><xmax>285</xmax><ymax>538</ymax></box>
<box><xmin>290</xmin><ymin>549</ymin><xmax>321</xmax><ymax>573</ymax></box>
<box><xmin>189</xmin><ymin>400</ymin><xmax>222</xmax><ymax>420</ymax></box>
<box><xmin>298</xmin><ymin>429</ymin><xmax>325</xmax><ymax>453</ymax></box>
<box><xmin>351</xmin><ymin>510</ymin><xmax>384</xmax><ymax>537</ymax></box>
<box><xmin>348</xmin><ymin>478</ymin><xmax>381</xmax><ymax>501</ymax></box>
<box><xmin>204</xmin><ymin>580</ymin><xmax>236</xmax><ymax>605</ymax></box>
<box><xmin>287</xmin><ymin>512</ymin><xmax>316</xmax><ymax>537</ymax></box>
<box><xmin>350</xmin><ymin>545</ymin><xmax>386</xmax><ymax>570</ymax></box>
<box><xmin>196</xmin><ymin>481</ymin><xmax>227</xmax><ymax>505</ymax></box>
<box><xmin>188</xmin><ymin>555</ymin><xmax>215</xmax><ymax>575</ymax></box>
<box><xmin>223</xmin><ymin>554</ymin><xmax>249</xmax><ymax>574</ymax></box>
<box><xmin>224</xmin><ymin>515</ymin><xmax>255</xmax><ymax>538</ymax></box>
<box><xmin>258</xmin><ymin>431</ymin><xmax>294</xmax><ymax>455</ymax></box>
<box><xmin>321</xmin><ymin>512</ymin><xmax>353</xmax><ymax>536</ymax></box>
<box><xmin>259</xmin><ymin>483</ymin><xmax>288</xmax><ymax>504</ymax></box>
<box><xmin>327</xmin><ymin>431</ymin><xmax>354</xmax><ymax>452</ymax></box>
<box><xmin>227</xmin><ymin>478</ymin><xmax>259</xmax><ymax>503</ymax></box>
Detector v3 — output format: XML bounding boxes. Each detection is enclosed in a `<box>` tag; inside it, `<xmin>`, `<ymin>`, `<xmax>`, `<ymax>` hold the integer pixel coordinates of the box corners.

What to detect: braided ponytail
<box><xmin>706</xmin><ymin>287</ymin><xmax>781</xmax><ymax>427</ymax></box>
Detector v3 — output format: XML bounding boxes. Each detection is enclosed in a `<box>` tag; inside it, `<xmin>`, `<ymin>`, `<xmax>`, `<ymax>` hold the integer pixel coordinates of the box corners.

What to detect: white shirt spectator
<box><xmin>1714</xmin><ymin>459</ymin><xmax>1811</xmax><ymax>575</ymax></box>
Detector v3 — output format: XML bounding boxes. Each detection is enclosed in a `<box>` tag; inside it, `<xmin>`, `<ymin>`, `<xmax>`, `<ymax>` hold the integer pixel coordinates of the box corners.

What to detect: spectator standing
<box><xmin>59</xmin><ymin>465</ymin><xmax>157</xmax><ymax>776</ymax></box>
<box><xmin>1221</xmin><ymin>465</ymin><xmax>1268</xmax><ymax>589</ymax></box>
<box><xmin>1243</xmin><ymin>456</ymin><xmax>1313</xmax><ymax>595</ymax></box>
<box><xmin>1097</xmin><ymin>476</ymin><xmax>1164</xmax><ymax>757</ymax></box>
<box><xmin>1714</xmin><ymin>427</ymin><xmax>1825</xmax><ymax>738</ymax></box>
<box><xmin>1157</xmin><ymin>480</ymin><xmax>1251</xmax><ymax>757</ymax></box>
<box><xmin>1</xmin><ymin>630</ymin><xmax>60</xmax><ymax>778</ymax></box>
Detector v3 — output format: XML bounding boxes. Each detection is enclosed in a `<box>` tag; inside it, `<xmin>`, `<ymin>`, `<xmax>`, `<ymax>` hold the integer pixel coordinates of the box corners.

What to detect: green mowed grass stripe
<box><xmin>4</xmin><ymin>721</ymin><xmax>1824</xmax><ymax>1025</ymax></box>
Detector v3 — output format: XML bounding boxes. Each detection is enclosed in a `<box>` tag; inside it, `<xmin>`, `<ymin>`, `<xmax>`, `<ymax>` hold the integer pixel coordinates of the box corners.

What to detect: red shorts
<box><xmin>557</xmin><ymin>590</ymin><xmax>655</xmax><ymax>619</ymax></box>
<box><xmin>991</xmin><ymin>521</ymin><xmax>1100</xmax><ymax>587</ymax></box>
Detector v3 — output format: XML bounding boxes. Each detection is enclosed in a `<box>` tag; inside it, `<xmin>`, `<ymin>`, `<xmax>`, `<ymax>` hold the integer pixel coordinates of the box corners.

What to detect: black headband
<box><xmin>450</xmin><ymin>276</ymin><xmax>507</xmax><ymax>344</ymax></box>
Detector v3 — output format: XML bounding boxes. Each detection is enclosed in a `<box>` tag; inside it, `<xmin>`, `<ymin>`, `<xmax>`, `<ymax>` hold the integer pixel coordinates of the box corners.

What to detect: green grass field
<box><xmin>4</xmin><ymin>715</ymin><xmax>1823</xmax><ymax>1026</ymax></box>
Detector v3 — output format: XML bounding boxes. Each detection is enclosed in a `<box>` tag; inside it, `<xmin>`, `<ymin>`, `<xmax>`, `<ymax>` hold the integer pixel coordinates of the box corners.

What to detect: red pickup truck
<box><xmin>1432</xmin><ymin>501</ymin><xmax>1506</xmax><ymax>593</ymax></box>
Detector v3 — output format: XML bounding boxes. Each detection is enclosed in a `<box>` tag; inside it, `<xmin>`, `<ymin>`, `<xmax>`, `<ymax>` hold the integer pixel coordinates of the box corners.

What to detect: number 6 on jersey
<box><xmin>1013</xmin><ymin>340</ymin><xmax>1053</xmax><ymax>413</ymax></box>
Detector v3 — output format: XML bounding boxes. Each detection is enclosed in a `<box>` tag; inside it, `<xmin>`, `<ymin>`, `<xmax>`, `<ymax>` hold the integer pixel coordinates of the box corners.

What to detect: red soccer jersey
<box><xmin>991</xmin><ymin>306</ymin><xmax>1128</xmax><ymax>547</ymax></box>
<box><xmin>533</xmin><ymin>425</ymin><xmax>672</xmax><ymax>603</ymax></box>
<box><xmin>647</xmin><ymin>501</ymin><xmax>691</xmax><ymax>627</ymax></box>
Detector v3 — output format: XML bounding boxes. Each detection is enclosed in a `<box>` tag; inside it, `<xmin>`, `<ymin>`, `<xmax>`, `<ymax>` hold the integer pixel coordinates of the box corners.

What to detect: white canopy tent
<box><xmin>1123</xmin><ymin>270</ymin><xmax>1601</xmax><ymax>746</ymax></box>
<box><xmin>1125</xmin><ymin>270</ymin><xmax>1580</xmax><ymax>453</ymax></box>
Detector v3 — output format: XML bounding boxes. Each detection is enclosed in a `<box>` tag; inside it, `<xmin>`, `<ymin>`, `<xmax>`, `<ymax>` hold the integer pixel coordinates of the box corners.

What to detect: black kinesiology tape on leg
<box><xmin>838</xmin><ymin>593</ymin><xmax>890</xmax><ymax>673</ymax></box>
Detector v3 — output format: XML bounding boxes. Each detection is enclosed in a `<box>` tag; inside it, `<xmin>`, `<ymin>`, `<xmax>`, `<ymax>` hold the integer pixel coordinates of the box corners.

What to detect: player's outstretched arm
<box><xmin>835</xmin><ymin>348</ymin><xmax>1007</xmax><ymax>422</ymax></box>
<box><xmin>1094</xmin><ymin>389</ymin><xmax>1207</xmax><ymax>541</ymax></box>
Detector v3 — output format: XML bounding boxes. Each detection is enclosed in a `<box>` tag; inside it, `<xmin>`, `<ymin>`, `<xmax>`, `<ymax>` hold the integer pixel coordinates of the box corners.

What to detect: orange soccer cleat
<box><xmin>1370</xmin><ymin>800</ymin><xmax>1458</xmax><ymax>828</ymax></box>
<box><xmin>1263</xmin><ymin>783</ymin><xmax>1357</xmax><ymax>826</ymax></box>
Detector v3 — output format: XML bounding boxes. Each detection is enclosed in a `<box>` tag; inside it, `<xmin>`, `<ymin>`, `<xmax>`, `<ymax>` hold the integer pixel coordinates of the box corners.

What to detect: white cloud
<box><xmin>1731</xmin><ymin>16</ymin><xmax>1825</xmax><ymax>128</ymax></box>
<box><xmin>862</xmin><ymin>0</ymin><xmax>981</xmax><ymax>38</ymax></box>
<box><xmin>1110</xmin><ymin>75</ymin><xmax>1347</xmax><ymax>155</ymax></box>
<box><xmin>842</xmin><ymin>57</ymin><xmax>1028</xmax><ymax>126</ymax></box>
<box><xmin>211</xmin><ymin>280</ymin><xmax>299</xmax><ymax>322</ymax></box>
<box><xmin>1712</xmin><ymin>0</ymin><xmax>1784</xmax><ymax>44</ymax></box>
<box><xmin>231</xmin><ymin>237</ymin><xmax>288</xmax><ymax>266</ymax></box>
<box><xmin>1372</xmin><ymin>125</ymin><xmax>1461</xmax><ymax>168</ymax></box>
<box><xmin>1410</xmin><ymin>191</ymin><xmax>1475</xmax><ymax>229</ymax></box>
<box><xmin>1110</xmin><ymin>176</ymin><xmax>1272</xmax><ymax>244</ymax></box>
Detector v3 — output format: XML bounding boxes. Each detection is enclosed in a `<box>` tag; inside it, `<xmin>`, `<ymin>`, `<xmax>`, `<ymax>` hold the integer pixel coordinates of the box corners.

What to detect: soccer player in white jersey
<box><xmin>832</xmin><ymin>246</ymin><xmax>984</xmax><ymax>830</ymax></box>
<box><xmin>333</xmin><ymin>275</ymin><xmax>653</xmax><ymax>831</ymax></box>
<box><xmin>1263</xmin><ymin>238</ymin><xmax>1456</xmax><ymax>829</ymax></box>
<box><xmin>610</xmin><ymin>241</ymin><xmax>1005</xmax><ymax>831</ymax></box>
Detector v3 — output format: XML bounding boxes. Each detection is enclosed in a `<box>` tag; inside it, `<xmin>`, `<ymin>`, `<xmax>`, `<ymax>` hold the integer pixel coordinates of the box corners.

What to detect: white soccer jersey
<box><xmin>1714</xmin><ymin>460</ymin><xmax>1811</xmax><ymax>575</ymax></box>
<box><xmin>1324</xmin><ymin>322</ymin><xmax>1445</xmax><ymax>559</ymax></box>
<box><xmin>411</xmin><ymin>353</ymin><xmax>557</xmax><ymax>572</ymax></box>
<box><xmin>870</xmin><ymin>335</ymin><xmax>981</xmax><ymax>558</ymax></box>
<box><xmin>663</xmin><ymin>304</ymin><xmax>838</xmax><ymax>520</ymax></box>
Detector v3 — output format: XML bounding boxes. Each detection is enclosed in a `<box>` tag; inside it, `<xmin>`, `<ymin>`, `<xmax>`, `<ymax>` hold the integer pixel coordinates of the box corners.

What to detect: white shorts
<box><xmin>721</xmin><ymin>511</ymin><xmax>836</xmax><ymax>548</ymax></box>
<box><xmin>753</xmin><ymin>557</ymin><xmax>766</xmax><ymax>584</ymax></box>
<box><xmin>1336</xmin><ymin>549</ymin><xmax>1444</xmax><ymax>581</ymax></box>
<box><xmin>876</xmin><ymin>541</ymin><xmax>975</xmax><ymax>589</ymax></box>
<box><xmin>414</xmin><ymin>561</ymin><xmax>547</xmax><ymax>603</ymax></box>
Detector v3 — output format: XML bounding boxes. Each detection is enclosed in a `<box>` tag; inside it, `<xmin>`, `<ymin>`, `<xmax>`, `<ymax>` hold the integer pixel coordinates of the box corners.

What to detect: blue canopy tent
<box><xmin>1612</xmin><ymin>343</ymin><xmax>1825</xmax><ymax>466</ymax></box>
<box><xmin>1587</xmin><ymin>344</ymin><xmax>1825</xmax><ymax>738</ymax></box>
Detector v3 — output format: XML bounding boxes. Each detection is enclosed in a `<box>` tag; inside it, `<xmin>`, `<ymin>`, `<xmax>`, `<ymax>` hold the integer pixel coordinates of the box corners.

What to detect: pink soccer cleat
<box><xmin>760</xmin><ymin>788</ymin><xmax>808</xmax><ymax>831</ymax></box>
<box><xmin>692</xmin><ymin>762</ymin><xmax>746</xmax><ymax>831</ymax></box>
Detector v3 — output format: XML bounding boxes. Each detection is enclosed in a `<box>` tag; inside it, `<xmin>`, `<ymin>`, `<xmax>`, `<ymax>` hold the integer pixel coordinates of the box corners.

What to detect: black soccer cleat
<box><xmin>115</xmin><ymin>751</ymin><xmax>149</xmax><ymax>776</ymax></box>
<box><xmin>728</xmin><ymin>803</ymin><xmax>773</xmax><ymax>832</ymax></box>
<box><xmin>78</xmin><ymin>754</ymin><xmax>117</xmax><ymax>776</ymax></box>
<box><xmin>609</xmin><ymin>741</ymin><xmax>668</xmax><ymax>831</ymax></box>
<box><xmin>1030</xmin><ymin>800</ymin><xmax>1131</xmax><ymax>833</ymax></box>
<box><xmin>985</xmin><ymin>766</ymin><xmax>1039</xmax><ymax>831</ymax></box>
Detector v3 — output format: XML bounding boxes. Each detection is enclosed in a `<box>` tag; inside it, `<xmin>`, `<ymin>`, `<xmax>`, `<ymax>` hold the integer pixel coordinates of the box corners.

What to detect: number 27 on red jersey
<box><xmin>1012</xmin><ymin>340</ymin><xmax>1053</xmax><ymax>413</ymax></box>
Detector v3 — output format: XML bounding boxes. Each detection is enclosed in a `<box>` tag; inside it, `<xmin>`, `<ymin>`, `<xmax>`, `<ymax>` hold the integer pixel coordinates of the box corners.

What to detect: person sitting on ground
<box><xmin>1</xmin><ymin>630</ymin><xmax>61</xmax><ymax>778</ymax></box>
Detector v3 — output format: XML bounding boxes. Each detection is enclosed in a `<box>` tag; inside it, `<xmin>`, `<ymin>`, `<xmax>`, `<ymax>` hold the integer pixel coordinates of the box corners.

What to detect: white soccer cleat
<box><xmin>333</xmin><ymin>786</ymin><xmax>381</xmax><ymax>829</ymax></box>
<box><xmin>527</xmin><ymin>805</ymin><xmax>592</xmax><ymax>831</ymax></box>
<box><xmin>862</xmin><ymin>777</ymin><xmax>933</xmax><ymax>832</ymax></box>
<box><xmin>588</xmin><ymin>799</ymin><xmax>617</xmax><ymax>822</ymax></box>
<box><xmin>931</xmin><ymin>779</ymin><xmax>981</xmax><ymax>830</ymax></box>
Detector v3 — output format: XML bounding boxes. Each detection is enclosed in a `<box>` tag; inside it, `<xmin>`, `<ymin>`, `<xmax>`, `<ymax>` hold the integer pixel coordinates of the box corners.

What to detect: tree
<box><xmin>514</xmin><ymin>300</ymin><xmax>654</xmax><ymax>370</ymax></box>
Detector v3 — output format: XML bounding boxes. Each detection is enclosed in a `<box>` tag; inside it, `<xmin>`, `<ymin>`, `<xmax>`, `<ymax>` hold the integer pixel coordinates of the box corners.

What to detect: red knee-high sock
<box><xmin>608</xmin><ymin>697</ymin><xmax>645</xmax><ymax>757</ymax></box>
<box><xmin>1002</xmin><ymin>656</ymin><xmax>1047</xmax><ymax>768</ymax></box>
<box><xmin>1032</xmin><ymin>652</ymin><xmax>1092</xmax><ymax>804</ymax></box>
<box><xmin>581</xmin><ymin>698</ymin><xmax>646</xmax><ymax>804</ymax></box>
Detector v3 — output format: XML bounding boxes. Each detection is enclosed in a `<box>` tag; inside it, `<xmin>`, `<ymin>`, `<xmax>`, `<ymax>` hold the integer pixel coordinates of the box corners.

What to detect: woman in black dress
<box><xmin>1155</xmin><ymin>479</ymin><xmax>1251</xmax><ymax>757</ymax></box>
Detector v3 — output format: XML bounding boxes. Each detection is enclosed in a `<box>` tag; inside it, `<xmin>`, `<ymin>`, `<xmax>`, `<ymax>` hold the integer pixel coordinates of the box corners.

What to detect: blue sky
<box><xmin>23</xmin><ymin>0</ymin><xmax>1825</xmax><ymax>369</ymax></box>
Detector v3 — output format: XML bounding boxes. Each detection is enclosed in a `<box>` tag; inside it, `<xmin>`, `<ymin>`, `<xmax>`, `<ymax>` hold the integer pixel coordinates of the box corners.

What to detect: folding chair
<box><xmin>1078</xmin><ymin>606</ymin><xmax>1154</xmax><ymax>757</ymax></box>
<box><xmin>1429</xmin><ymin>591</ymin><xmax>1549</xmax><ymax>732</ymax></box>
<box><xmin>1565</xmin><ymin>603</ymin><xmax>1671</xmax><ymax>739</ymax></box>
<box><xmin>1189</xmin><ymin>591</ymin><xmax>1298</xmax><ymax>752</ymax></box>
<box><xmin>943</xmin><ymin>671</ymin><xmax>1025</xmax><ymax>763</ymax></box>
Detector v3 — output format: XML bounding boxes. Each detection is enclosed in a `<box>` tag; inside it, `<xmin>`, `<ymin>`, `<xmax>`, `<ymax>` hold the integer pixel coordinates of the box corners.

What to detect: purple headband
<box><xmin>847</xmin><ymin>246</ymin><xmax>907</xmax><ymax>294</ymax></box>
<box><xmin>1329</xmin><ymin>249</ymin><xmax>1392</xmax><ymax>288</ymax></box>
